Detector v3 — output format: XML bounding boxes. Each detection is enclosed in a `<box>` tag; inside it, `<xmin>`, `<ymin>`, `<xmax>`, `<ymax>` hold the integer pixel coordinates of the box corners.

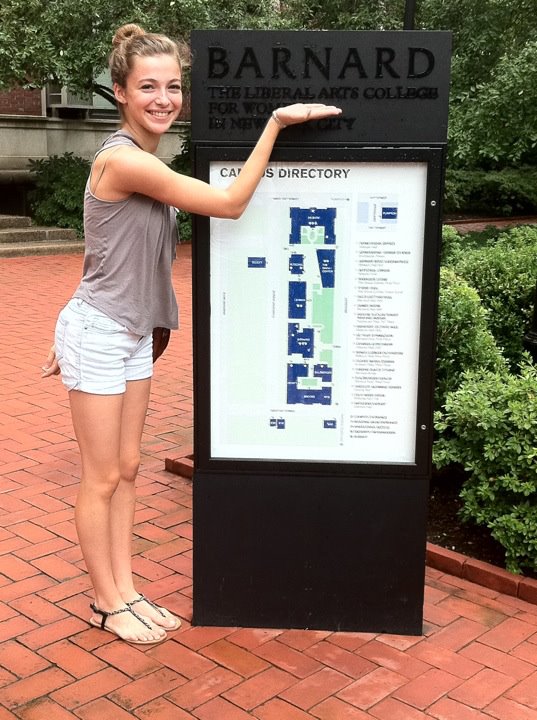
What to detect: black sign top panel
<box><xmin>191</xmin><ymin>30</ymin><xmax>452</xmax><ymax>145</ymax></box>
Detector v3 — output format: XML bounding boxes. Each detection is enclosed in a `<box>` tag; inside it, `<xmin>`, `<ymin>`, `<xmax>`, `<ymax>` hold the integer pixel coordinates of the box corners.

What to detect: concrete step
<box><xmin>0</xmin><ymin>215</ymin><xmax>32</xmax><ymax>229</ymax></box>
<box><xmin>0</xmin><ymin>240</ymin><xmax>84</xmax><ymax>258</ymax></box>
<box><xmin>0</xmin><ymin>226</ymin><xmax>78</xmax><ymax>244</ymax></box>
<box><xmin>0</xmin><ymin>222</ymin><xmax>83</xmax><ymax>257</ymax></box>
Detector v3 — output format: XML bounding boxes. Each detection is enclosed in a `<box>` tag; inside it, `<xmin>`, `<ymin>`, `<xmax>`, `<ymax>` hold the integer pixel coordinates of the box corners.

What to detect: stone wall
<box><xmin>0</xmin><ymin>116</ymin><xmax>188</xmax><ymax>214</ymax></box>
<box><xmin>0</xmin><ymin>116</ymin><xmax>187</xmax><ymax>172</ymax></box>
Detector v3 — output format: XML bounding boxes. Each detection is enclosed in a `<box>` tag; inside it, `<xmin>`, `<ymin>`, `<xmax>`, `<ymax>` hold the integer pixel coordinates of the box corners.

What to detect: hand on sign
<box><xmin>272</xmin><ymin>103</ymin><xmax>342</xmax><ymax>129</ymax></box>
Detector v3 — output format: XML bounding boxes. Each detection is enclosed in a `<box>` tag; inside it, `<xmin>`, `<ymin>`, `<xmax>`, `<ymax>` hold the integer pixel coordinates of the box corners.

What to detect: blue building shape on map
<box><xmin>288</xmin><ymin>323</ymin><xmax>314</xmax><ymax>358</ymax></box>
<box><xmin>289</xmin><ymin>207</ymin><xmax>336</xmax><ymax>244</ymax></box>
<box><xmin>289</xmin><ymin>281</ymin><xmax>307</xmax><ymax>319</ymax></box>
<box><xmin>247</xmin><ymin>256</ymin><xmax>267</xmax><ymax>268</ymax></box>
<box><xmin>381</xmin><ymin>206</ymin><xmax>398</xmax><ymax>222</ymax></box>
<box><xmin>287</xmin><ymin>363</ymin><xmax>309</xmax><ymax>383</ymax></box>
<box><xmin>287</xmin><ymin>363</ymin><xmax>332</xmax><ymax>405</ymax></box>
<box><xmin>285</xmin><ymin>207</ymin><xmax>337</xmax><ymax>407</ymax></box>
<box><xmin>289</xmin><ymin>253</ymin><xmax>305</xmax><ymax>275</ymax></box>
<box><xmin>314</xmin><ymin>363</ymin><xmax>333</xmax><ymax>382</ymax></box>
<box><xmin>316</xmin><ymin>249</ymin><xmax>335</xmax><ymax>288</ymax></box>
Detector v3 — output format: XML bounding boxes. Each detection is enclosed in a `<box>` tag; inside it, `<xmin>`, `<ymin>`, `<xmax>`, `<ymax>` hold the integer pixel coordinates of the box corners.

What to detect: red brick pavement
<box><xmin>1</xmin><ymin>246</ymin><xmax>537</xmax><ymax>719</ymax></box>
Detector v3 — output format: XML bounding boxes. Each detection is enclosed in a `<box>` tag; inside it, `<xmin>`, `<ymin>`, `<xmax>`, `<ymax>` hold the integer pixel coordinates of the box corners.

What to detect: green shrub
<box><xmin>434</xmin><ymin>358</ymin><xmax>537</xmax><ymax>574</ymax></box>
<box><xmin>170</xmin><ymin>131</ymin><xmax>192</xmax><ymax>243</ymax></box>
<box><xmin>28</xmin><ymin>153</ymin><xmax>90</xmax><ymax>236</ymax></box>
<box><xmin>455</xmin><ymin>224</ymin><xmax>506</xmax><ymax>250</ymax></box>
<box><xmin>435</xmin><ymin>267</ymin><xmax>505</xmax><ymax>411</ymax></box>
<box><xmin>451</xmin><ymin>226</ymin><xmax>537</xmax><ymax>368</ymax></box>
<box><xmin>441</xmin><ymin>224</ymin><xmax>508</xmax><ymax>267</ymax></box>
<box><xmin>444</xmin><ymin>166</ymin><xmax>537</xmax><ymax>217</ymax></box>
<box><xmin>440</xmin><ymin>224</ymin><xmax>464</xmax><ymax>265</ymax></box>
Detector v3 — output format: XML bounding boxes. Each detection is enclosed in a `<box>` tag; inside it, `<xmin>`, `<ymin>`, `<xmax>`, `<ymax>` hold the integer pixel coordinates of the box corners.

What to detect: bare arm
<box><xmin>108</xmin><ymin>103</ymin><xmax>342</xmax><ymax>219</ymax></box>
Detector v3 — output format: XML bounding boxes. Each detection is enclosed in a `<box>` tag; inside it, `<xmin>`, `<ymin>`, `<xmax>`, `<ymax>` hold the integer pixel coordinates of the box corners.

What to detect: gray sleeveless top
<box><xmin>73</xmin><ymin>130</ymin><xmax>179</xmax><ymax>336</ymax></box>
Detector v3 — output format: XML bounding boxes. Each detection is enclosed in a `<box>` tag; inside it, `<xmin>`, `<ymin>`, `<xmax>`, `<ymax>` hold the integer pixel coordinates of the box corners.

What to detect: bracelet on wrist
<box><xmin>271</xmin><ymin>110</ymin><xmax>286</xmax><ymax>129</ymax></box>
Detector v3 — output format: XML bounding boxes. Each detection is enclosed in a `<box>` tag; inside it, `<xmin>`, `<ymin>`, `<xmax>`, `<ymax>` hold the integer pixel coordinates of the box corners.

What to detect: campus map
<box><xmin>209</xmin><ymin>160</ymin><xmax>427</xmax><ymax>463</ymax></box>
<box><xmin>286</xmin><ymin>206</ymin><xmax>336</xmax><ymax>409</ymax></box>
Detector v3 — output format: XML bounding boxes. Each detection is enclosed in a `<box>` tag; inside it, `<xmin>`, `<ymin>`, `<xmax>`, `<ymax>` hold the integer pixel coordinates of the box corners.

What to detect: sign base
<box><xmin>193</xmin><ymin>471</ymin><xmax>428</xmax><ymax>634</ymax></box>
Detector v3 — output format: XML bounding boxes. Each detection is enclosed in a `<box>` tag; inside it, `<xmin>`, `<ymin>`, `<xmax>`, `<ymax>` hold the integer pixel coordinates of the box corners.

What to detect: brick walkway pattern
<box><xmin>1</xmin><ymin>246</ymin><xmax>537</xmax><ymax>719</ymax></box>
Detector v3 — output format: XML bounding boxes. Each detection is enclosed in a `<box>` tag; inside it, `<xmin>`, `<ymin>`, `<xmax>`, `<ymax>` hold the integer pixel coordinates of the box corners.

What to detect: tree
<box><xmin>0</xmin><ymin>0</ymin><xmax>279</xmax><ymax>102</ymax></box>
<box><xmin>276</xmin><ymin>0</ymin><xmax>407</xmax><ymax>31</ymax></box>
<box><xmin>279</xmin><ymin>0</ymin><xmax>537</xmax><ymax>168</ymax></box>
<box><xmin>417</xmin><ymin>0</ymin><xmax>537</xmax><ymax>167</ymax></box>
<box><xmin>1</xmin><ymin>0</ymin><xmax>536</xmax><ymax>168</ymax></box>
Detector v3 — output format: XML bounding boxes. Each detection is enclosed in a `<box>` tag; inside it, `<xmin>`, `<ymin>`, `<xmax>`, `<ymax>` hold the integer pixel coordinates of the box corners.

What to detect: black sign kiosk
<box><xmin>191</xmin><ymin>30</ymin><xmax>451</xmax><ymax>634</ymax></box>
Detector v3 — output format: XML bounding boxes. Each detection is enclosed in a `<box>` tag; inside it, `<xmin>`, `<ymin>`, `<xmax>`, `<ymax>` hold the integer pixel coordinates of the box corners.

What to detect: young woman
<box><xmin>42</xmin><ymin>23</ymin><xmax>341</xmax><ymax>645</ymax></box>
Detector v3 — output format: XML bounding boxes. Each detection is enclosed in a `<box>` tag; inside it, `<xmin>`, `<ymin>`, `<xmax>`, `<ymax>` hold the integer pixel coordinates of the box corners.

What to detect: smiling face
<box><xmin>114</xmin><ymin>53</ymin><xmax>183</xmax><ymax>144</ymax></box>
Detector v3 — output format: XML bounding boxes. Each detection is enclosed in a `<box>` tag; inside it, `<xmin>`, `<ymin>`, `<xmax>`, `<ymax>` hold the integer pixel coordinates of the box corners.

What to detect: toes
<box><xmin>117</xmin><ymin>617</ymin><xmax>166</xmax><ymax>643</ymax></box>
<box><xmin>155</xmin><ymin>613</ymin><xmax>180</xmax><ymax>630</ymax></box>
<box><xmin>140</xmin><ymin>612</ymin><xmax>175</xmax><ymax>630</ymax></box>
<box><xmin>156</xmin><ymin>613</ymin><xmax>176</xmax><ymax>629</ymax></box>
<box><xmin>137</xmin><ymin>620</ymin><xmax>166</xmax><ymax>642</ymax></box>
<box><xmin>133</xmin><ymin>628</ymin><xmax>165</xmax><ymax>643</ymax></box>
<box><xmin>136</xmin><ymin>601</ymin><xmax>180</xmax><ymax>630</ymax></box>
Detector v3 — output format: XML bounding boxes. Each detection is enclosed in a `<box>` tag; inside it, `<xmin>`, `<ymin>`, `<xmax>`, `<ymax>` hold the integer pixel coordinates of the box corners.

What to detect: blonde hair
<box><xmin>109</xmin><ymin>23</ymin><xmax>189</xmax><ymax>87</ymax></box>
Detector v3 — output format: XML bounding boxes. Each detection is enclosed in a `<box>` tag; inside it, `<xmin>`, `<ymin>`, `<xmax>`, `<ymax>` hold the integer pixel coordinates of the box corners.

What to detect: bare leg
<box><xmin>110</xmin><ymin>378</ymin><xmax>180</xmax><ymax>629</ymax></box>
<box><xmin>69</xmin><ymin>388</ymin><xmax>165</xmax><ymax>643</ymax></box>
<box><xmin>109</xmin><ymin>377</ymin><xmax>150</xmax><ymax>593</ymax></box>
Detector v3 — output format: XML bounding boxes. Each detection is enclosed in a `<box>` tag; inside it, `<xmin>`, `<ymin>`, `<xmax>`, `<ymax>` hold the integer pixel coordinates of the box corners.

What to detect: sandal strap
<box><xmin>90</xmin><ymin>602</ymin><xmax>152</xmax><ymax>631</ymax></box>
<box><xmin>126</xmin><ymin>593</ymin><xmax>166</xmax><ymax>619</ymax></box>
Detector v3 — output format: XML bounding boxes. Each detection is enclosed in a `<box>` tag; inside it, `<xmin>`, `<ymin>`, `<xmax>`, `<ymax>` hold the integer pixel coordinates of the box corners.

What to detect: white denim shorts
<box><xmin>55</xmin><ymin>299</ymin><xmax>153</xmax><ymax>395</ymax></box>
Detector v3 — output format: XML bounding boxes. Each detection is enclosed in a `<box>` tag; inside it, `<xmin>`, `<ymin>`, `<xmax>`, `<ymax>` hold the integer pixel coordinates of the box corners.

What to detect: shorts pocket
<box><xmin>54</xmin><ymin>310</ymin><xmax>68</xmax><ymax>361</ymax></box>
<box><xmin>55</xmin><ymin>308</ymin><xmax>82</xmax><ymax>391</ymax></box>
<box><xmin>84</xmin><ymin>311</ymin><xmax>126</xmax><ymax>335</ymax></box>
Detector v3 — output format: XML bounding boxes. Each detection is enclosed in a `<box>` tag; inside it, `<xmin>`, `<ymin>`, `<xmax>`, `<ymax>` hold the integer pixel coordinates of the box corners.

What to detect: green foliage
<box><xmin>439</xmin><ymin>224</ymin><xmax>463</xmax><ymax>265</ymax></box>
<box><xmin>418</xmin><ymin>0</ymin><xmax>537</xmax><ymax>91</ymax></box>
<box><xmin>2</xmin><ymin>0</ymin><xmax>537</xmax><ymax>170</ymax></box>
<box><xmin>434</xmin><ymin>359</ymin><xmax>537</xmax><ymax>574</ymax></box>
<box><xmin>441</xmin><ymin>224</ymin><xmax>500</xmax><ymax>265</ymax></box>
<box><xmin>435</xmin><ymin>266</ymin><xmax>505</xmax><ymax>411</ymax></box>
<box><xmin>28</xmin><ymin>153</ymin><xmax>90</xmax><ymax>236</ymax></box>
<box><xmin>448</xmin><ymin>41</ymin><xmax>537</xmax><ymax>167</ymax></box>
<box><xmin>436</xmin><ymin>223</ymin><xmax>537</xmax><ymax>573</ymax></box>
<box><xmin>444</xmin><ymin>167</ymin><xmax>537</xmax><ymax>217</ymax></box>
<box><xmin>0</xmin><ymin>0</ymin><xmax>137</xmax><ymax>92</ymax></box>
<box><xmin>418</xmin><ymin>0</ymin><xmax>537</xmax><ymax>168</ymax></box>
<box><xmin>169</xmin><ymin>130</ymin><xmax>192</xmax><ymax>243</ymax></box>
<box><xmin>0</xmin><ymin>0</ymin><xmax>279</xmax><ymax>94</ymax></box>
<box><xmin>0</xmin><ymin>0</ymin><xmax>56</xmax><ymax>87</ymax></box>
<box><xmin>449</xmin><ymin>226</ymin><xmax>537</xmax><ymax>368</ymax></box>
<box><xmin>276</xmin><ymin>0</ymin><xmax>406</xmax><ymax>30</ymax></box>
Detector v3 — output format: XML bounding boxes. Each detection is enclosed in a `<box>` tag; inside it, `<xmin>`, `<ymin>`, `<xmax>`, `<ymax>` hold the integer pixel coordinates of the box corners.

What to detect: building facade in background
<box><xmin>0</xmin><ymin>82</ymin><xmax>189</xmax><ymax>215</ymax></box>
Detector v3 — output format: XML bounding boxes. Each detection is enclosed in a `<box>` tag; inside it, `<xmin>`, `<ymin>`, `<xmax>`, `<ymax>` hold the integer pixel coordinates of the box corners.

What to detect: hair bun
<box><xmin>112</xmin><ymin>23</ymin><xmax>146</xmax><ymax>49</ymax></box>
